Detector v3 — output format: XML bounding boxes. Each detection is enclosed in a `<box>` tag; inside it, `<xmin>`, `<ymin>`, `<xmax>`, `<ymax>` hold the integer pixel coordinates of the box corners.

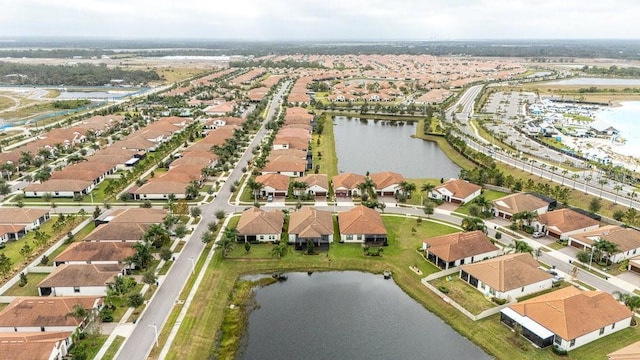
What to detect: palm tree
<box><xmin>613</xmin><ymin>184</ymin><xmax>623</xmax><ymax>204</ymax></box>
<box><xmin>561</xmin><ymin>169</ymin><xmax>569</xmax><ymax>185</ymax></box>
<box><xmin>247</xmin><ymin>178</ymin><xmax>263</xmax><ymax>201</ymax></box>
<box><xmin>628</xmin><ymin>191</ymin><xmax>638</xmax><ymax>208</ymax></box>
<box><xmin>421</xmin><ymin>183</ymin><xmax>435</xmax><ymax>197</ymax></box>
<box><xmin>584</xmin><ymin>175</ymin><xmax>592</xmax><ymax>194</ymax></box>
<box><xmin>292</xmin><ymin>181</ymin><xmax>309</xmax><ymax>198</ymax></box>
<box><xmin>184</xmin><ymin>180</ymin><xmax>200</xmax><ymax>200</ymax></box>
<box><xmin>461</xmin><ymin>217</ymin><xmax>487</xmax><ymax>233</ymax></box>
<box><xmin>356</xmin><ymin>177</ymin><xmax>376</xmax><ymax>199</ymax></box>
<box><xmin>399</xmin><ymin>181</ymin><xmax>416</xmax><ymax>199</ymax></box>
<box><xmin>131</xmin><ymin>241</ymin><xmax>153</xmax><ymax>269</ymax></box>
<box><xmin>594</xmin><ymin>239</ymin><xmax>620</xmax><ymax>264</ymax></box>
<box><xmin>509</xmin><ymin>240</ymin><xmax>534</xmax><ymax>254</ymax></box>
<box><xmin>539</xmin><ymin>163</ymin><xmax>547</xmax><ymax>178</ymax></box>
<box><xmin>598</xmin><ymin>179</ymin><xmax>608</xmax><ymax>198</ymax></box>
<box><xmin>571</xmin><ymin>173</ymin><xmax>580</xmax><ymax>189</ymax></box>
<box><xmin>143</xmin><ymin>224</ymin><xmax>171</xmax><ymax>249</ymax></box>
<box><xmin>614</xmin><ymin>292</ymin><xmax>640</xmax><ymax>323</ymax></box>
<box><xmin>66</xmin><ymin>304</ymin><xmax>89</xmax><ymax>328</ymax></box>
<box><xmin>549</xmin><ymin>166</ymin><xmax>558</xmax><ymax>182</ymax></box>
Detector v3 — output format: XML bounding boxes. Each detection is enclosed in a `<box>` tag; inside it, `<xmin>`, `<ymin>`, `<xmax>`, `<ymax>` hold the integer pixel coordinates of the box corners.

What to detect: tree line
<box><xmin>0</xmin><ymin>63</ymin><xmax>161</xmax><ymax>86</ymax></box>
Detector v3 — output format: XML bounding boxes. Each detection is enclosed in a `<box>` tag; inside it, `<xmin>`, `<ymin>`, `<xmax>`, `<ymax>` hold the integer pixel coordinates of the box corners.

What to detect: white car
<box><xmin>532</xmin><ymin>231</ymin><xmax>545</xmax><ymax>238</ymax></box>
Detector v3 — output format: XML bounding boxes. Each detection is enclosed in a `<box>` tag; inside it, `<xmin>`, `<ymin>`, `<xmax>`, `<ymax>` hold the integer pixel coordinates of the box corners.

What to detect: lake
<box><xmin>238</xmin><ymin>271</ymin><xmax>490</xmax><ymax>360</ymax></box>
<box><xmin>546</xmin><ymin>77</ymin><xmax>640</xmax><ymax>86</ymax></box>
<box><xmin>593</xmin><ymin>101</ymin><xmax>640</xmax><ymax>158</ymax></box>
<box><xmin>332</xmin><ymin>116</ymin><xmax>460</xmax><ymax>179</ymax></box>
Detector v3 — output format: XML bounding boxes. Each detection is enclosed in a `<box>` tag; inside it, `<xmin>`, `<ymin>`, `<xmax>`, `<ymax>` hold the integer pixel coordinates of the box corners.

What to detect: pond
<box><xmin>332</xmin><ymin>116</ymin><xmax>460</xmax><ymax>179</ymax></box>
<box><xmin>238</xmin><ymin>271</ymin><xmax>490</xmax><ymax>360</ymax></box>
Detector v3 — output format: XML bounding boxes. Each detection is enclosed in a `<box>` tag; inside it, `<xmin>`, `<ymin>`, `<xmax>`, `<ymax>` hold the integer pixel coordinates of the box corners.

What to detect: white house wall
<box><xmin>555</xmin><ymin>317</ymin><xmax>631</xmax><ymax>351</ymax></box>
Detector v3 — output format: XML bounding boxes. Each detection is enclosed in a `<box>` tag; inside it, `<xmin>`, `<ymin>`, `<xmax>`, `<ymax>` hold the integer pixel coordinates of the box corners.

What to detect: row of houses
<box><xmin>0</xmin><ymin>208</ymin><xmax>50</xmax><ymax>243</ymax></box>
<box><xmin>0</xmin><ymin>296</ymin><xmax>104</xmax><ymax>359</ymax></box>
<box><xmin>236</xmin><ymin>205</ymin><xmax>387</xmax><ymax>249</ymax></box>
<box><xmin>36</xmin><ymin>208</ymin><xmax>167</xmax><ymax>297</ymax></box>
<box><xmin>24</xmin><ymin>116</ymin><xmax>194</xmax><ymax>198</ymax></box>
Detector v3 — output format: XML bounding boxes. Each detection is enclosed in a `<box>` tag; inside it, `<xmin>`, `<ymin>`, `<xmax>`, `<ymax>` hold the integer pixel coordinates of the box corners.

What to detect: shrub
<box><xmin>39</xmin><ymin>255</ymin><xmax>49</xmax><ymax>266</ymax></box>
<box><xmin>101</xmin><ymin>307</ymin><xmax>114</xmax><ymax>322</ymax></box>
<box><xmin>492</xmin><ymin>297</ymin><xmax>507</xmax><ymax>305</ymax></box>
<box><xmin>18</xmin><ymin>272</ymin><xmax>28</xmax><ymax>287</ymax></box>
<box><xmin>495</xmin><ymin>232</ymin><xmax>502</xmax><ymax>240</ymax></box>
<box><xmin>438</xmin><ymin>286</ymin><xmax>449</xmax><ymax>294</ymax></box>
<box><xmin>552</xmin><ymin>346</ymin><xmax>568</xmax><ymax>356</ymax></box>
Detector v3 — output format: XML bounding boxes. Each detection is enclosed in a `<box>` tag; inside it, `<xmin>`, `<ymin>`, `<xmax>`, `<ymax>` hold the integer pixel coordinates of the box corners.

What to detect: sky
<box><xmin>2</xmin><ymin>0</ymin><xmax>639</xmax><ymax>40</ymax></box>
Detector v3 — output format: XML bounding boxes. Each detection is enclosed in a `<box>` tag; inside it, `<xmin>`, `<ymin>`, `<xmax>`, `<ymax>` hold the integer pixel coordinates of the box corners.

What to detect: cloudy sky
<box><xmin>2</xmin><ymin>0</ymin><xmax>639</xmax><ymax>40</ymax></box>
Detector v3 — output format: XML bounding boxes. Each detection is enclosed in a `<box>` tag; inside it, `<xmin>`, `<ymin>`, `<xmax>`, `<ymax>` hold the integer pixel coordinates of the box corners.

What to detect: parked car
<box><xmin>552</xmin><ymin>275</ymin><xmax>565</xmax><ymax>283</ymax></box>
<box><xmin>532</xmin><ymin>231</ymin><xmax>545</xmax><ymax>238</ymax></box>
<box><xmin>547</xmin><ymin>269</ymin><xmax>558</xmax><ymax>276</ymax></box>
<box><xmin>267</xmin><ymin>195</ymin><xmax>273</xmax><ymax>202</ymax></box>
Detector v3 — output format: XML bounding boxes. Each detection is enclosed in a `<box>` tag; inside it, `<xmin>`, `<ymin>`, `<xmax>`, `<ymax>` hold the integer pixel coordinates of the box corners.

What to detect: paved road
<box><xmin>115</xmin><ymin>81</ymin><xmax>289</xmax><ymax>360</ymax></box>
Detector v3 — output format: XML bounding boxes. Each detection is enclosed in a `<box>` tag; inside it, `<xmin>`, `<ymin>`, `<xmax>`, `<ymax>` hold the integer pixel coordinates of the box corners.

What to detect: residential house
<box><xmin>203</xmin><ymin>101</ymin><xmax>236</xmax><ymax>116</ymax></box>
<box><xmin>255</xmin><ymin>173</ymin><xmax>290</xmax><ymax>198</ymax></box>
<box><xmin>429</xmin><ymin>179</ymin><xmax>482</xmax><ymax>204</ymax></box>
<box><xmin>0</xmin><ymin>296</ymin><xmax>103</xmax><ymax>332</ymax></box>
<box><xmin>338</xmin><ymin>205</ymin><xmax>387</xmax><ymax>245</ymax></box>
<box><xmin>332</xmin><ymin>173</ymin><xmax>366</xmax><ymax>197</ymax></box>
<box><xmin>53</xmin><ymin>242</ymin><xmax>136</xmax><ymax>268</ymax></box>
<box><xmin>370</xmin><ymin>171</ymin><xmax>404</xmax><ymax>197</ymax></box>
<box><xmin>422</xmin><ymin>230</ymin><xmax>500</xmax><ymax>270</ymax></box>
<box><xmin>288</xmin><ymin>207</ymin><xmax>333</xmax><ymax>249</ymax></box>
<box><xmin>236</xmin><ymin>207</ymin><xmax>284</xmax><ymax>243</ymax></box>
<box><xmin>459</xmin><ymin>253</ymin><xmax>553</xmax><ymax>300</ymax></box>
<box><xmin>0</xmin><ymin>208</ymin><xmax>50</xmax><ymax>242</ymax></box>
<box><xmin>261</xmin><ymin>155</ymin><xmax>307</xmax><ymax>177</ymax></box>
<box><xmin>568</xmin><ymin>225</ymin><xmax>640</xmax><ymax>264</ymax></box>
<box><xmin>297</xmin><ymin>174</ymin><xmax>329</xmax><ymax>197</ymax></box>
<box><xmin>0</xmin><ymin>332</ymin><xmax>73</xmax><ymax>360</ymax></box>
<box><xmin>534</xmin><ymin>208</ymin><xmax>600</xmax><ymax>240</ymax></box>
<box><xmin>37</xmin><ymin>264</ymin><xmax>122</xmax><ymax>296</ymax></box>
<box><xmin>500</xmin><ymin>287</ymin><xmax>632</xmax><ymax>350</ymax></box>
<box><xmin>493</xmin><ymin>193</ymin><xmax>550</xmax><ymax>219</ymax></box>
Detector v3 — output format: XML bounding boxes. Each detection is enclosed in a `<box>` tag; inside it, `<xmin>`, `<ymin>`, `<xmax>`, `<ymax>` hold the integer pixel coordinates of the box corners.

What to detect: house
<box><xmin>288</xmin><ymin>207</ymin><xmax>334</xmax><ymax>249</ymax></box>
<box><xmin>0</xmin><ymin>331</ymin><xmax>73</xmax><ymax>360</ymax></box>
<box><xmin>332</xmin><ymin>173</ymin><xmax>366</xmax><ymax>197</ymax></box>
<box><xmin>0</xmin><ymin>208</ymin><xmax>50</xmax><ymax>242</ymax></box>
<box><xmin>459</xmin><ymin>253</ymin><xmax>553</xmax><ymax>300</ymax></box>
<box><xmin>203</xmin><ymin>101</ymin><xmax>236</xmax><ymax>116</ymax></box>
<box><xmin>534</xmin><ymin>209</ymin><xmax>599</xmax><ymax>240</ymax></box>
<box><xmin>422</xmin><ymin>231</ymin><xmax>500</xmax><ymax>270</ymax></box>
<box><xmin>370</xmin><ymin>171</ymin><xmax>404</xmax><ymax>196</ymax></box>
<box><xmin>261</xmin><ymin>155</ymin><xmax>307</xmax><ymax>177</ymax></box>
<box><xmin>37</xmin><ymin>264</ymin><xmax>122</xmax><ymax>296</ymax></box>
<box><xmin>236</xmin><ymin>207</ymin><xmax>284</xmax><ymax>243</ymax></box>
<box><xmin>0</xmin><ymin>296</ymin><xmax>103</xmax><ymax>332</ymax></box>
<box><xmin>53</xmin><ymin>242</ymin><xmax>136</xmax><ymax>268</ymax></box>
<box><xmin>255</xmin><ymin>173</ymin><xmax>290</xmax><ymax>198</ymax></box>
<box><xmin>493</xmin><ymin>193</ymin><xmax>550</xmax><ymax>219</ymax></box>
<box><xmin>429</xmin><ymin>179</ymin><xmax>482</xmax><ymax>204</ymax></box>
<box><xmin>338</xmin><ymin>205</ymin><xmax>387</xmax><ymax>245</ymax></box>
<box><xmin>500</xmin><ymin>287</ymin><xmax>632</xmax><ymax>350</ymax></box>
<box><xmin>83</xmin><ymin>223</ymin><xmax>150</xmax><ymax>242</ymax></box>
<box><xmin>85</xmin><ymin>208</ymin><xmax>168</xmax><ymax>242</ymax></box>
<box><xmin>297</xmin><ymin>174</ymin><xmax>329</xmax><ymax>197</ymax></box>
<box><xmin>568</xmin><ymin>225</ymin><xmax>640</xmax><ymax>264</ymax></box>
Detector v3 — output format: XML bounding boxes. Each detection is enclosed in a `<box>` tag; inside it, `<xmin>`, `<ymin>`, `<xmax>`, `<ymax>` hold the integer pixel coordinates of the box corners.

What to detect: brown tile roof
<box><xmin>0</xmin><ymin>208</ymin><xmax>49</xmax><ymax>224</ymax></box>
<box><xmin>434</xmin><ymin>179</ymin><xmax>482</xmax><ymax>199</ymax></box>
<box><xmin>84</xmin><ymin>222</ymin><xmax>149</xmax><ymax>242</ymax></box>
<box><xmin>0</xmin><ymin>296</ymin><xmax>103</xmax><ymax>328</ymax></box>
<box><xmin>255</xmin><ymin>173</ymin><xmax>290</xmax><ymax>191</ymax></box>
<box><xmin>338</xmin><ymin>205</ymin><xmax>386</xmax><ymax>235</ymax></box>
<box><xmin>423</xmin><ymin>230</ymin><xmax>499</xmax><ymax>262</ymax></box>
<box><xmin>332</xmin><ymin>173</ymin><xmax>366</xmax><ymax>190</ymax></box>
<box><xmin>299</xmin><ymin>174</ymin><xmax>329</xmax><ymax>190</ymax></box>
<box><xmin>268</xmin><ymin>149</ymin><xmax>308</xmax><ymax>160</ymax></box>
<box><xmin>237</xmin><ymin>207</ymin><xmax>284</xmax><ymax>236</ymax></box>
<box><xmin>38</xmin><ymin>264</ymin><xmax>121</xmax><ymax>288</ymax></box>
<box><xmin>493</xmin><ymin>193</ymin><xmax>549</xmax><ymax>214</ymax></box>
<box><xmin>54</xmin><ymin>242</ymin><xmax>136</xmax><ymax>263</ymax></box>
<box><xmin>0</xmin><ymin>332</ymin><xmax>73</xmax><ymax>360</ymax></box>
<box><xmin>262</xmin><ymin>155</ymin><xmax>307</xmax><ymax>173</ymax></box>
<box><xmin>508</xmin><ymin>287</ymin><xmax>632</xmax><ymax>340</ymax></box>
<box><xmin>106</xmin><ymin>208</ymin><xmax>168</xmax><ymax>224</ymax></box>
<box><xmin>25</xmin><ymin>179</ymin><xmax>93</xmax><ymax>193</ymax></box>
<box><xmin>570</xmin><ymin>225</ymin><xmax>640</xmax><ymax>252</ymax></box>
<box><xmin>289</xmin><ymin>207</ymin><xmax>333</xmax><ymax>238</ymax></box>
<box><xmin>608</xmin><ymin>340</ymin><xmax>640</xmax><ymax>360</ymax></box>
<box><xmin>460</xmin><ymin>253</ymin><xmax>552</xmax><ymax>292</ymax></box>
<box><xmin>537</xmin><ymin>209</ymin><xmax>599</xmax><ymax>234</ymax></box>
<box><xmin>370</xmin><ymin>171</ymin><xmax>404</xmax><ymax>190</ymax></box>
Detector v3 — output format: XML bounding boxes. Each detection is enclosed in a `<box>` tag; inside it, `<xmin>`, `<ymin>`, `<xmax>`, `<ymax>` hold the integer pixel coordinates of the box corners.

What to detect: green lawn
<box><xmin>102</xmin><ymin>335</ymin><xmax>126</xmax><ymax>360</ymax></box>
<box><xmin>430</xmin><ymin>275</ymin><xmax>496</xmax><ymax>315</ymax></box>
<box><xmin>4</xmin><ymin>272</ymin><xmax>48</xmax><ymax>296</ymax></box>
<box><xmin>311</xmin><ymin>114</ymin><xmax>338</xmax><ymax>177</ymax></box>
